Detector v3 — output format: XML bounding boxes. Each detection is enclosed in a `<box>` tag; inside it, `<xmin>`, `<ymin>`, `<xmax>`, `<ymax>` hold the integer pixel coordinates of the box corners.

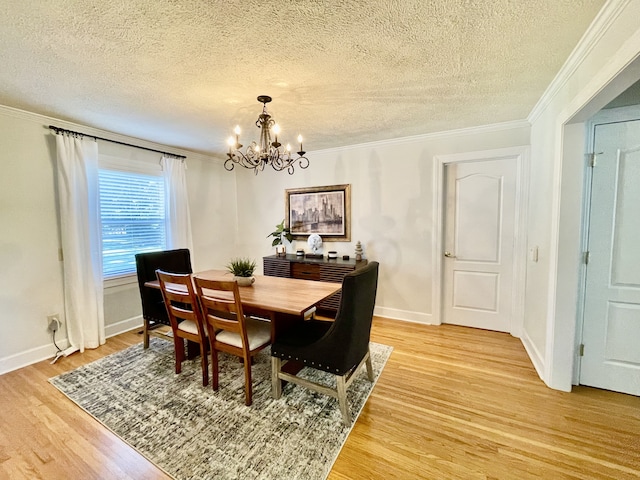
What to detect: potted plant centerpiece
<box><xmin>226</xmin><ymin>257</ymin><xmax>256</xmax><ymax>286</ymax></box>
<box><xmin>267</xmin><ymin>219</ymin><xmax>293</xmax><ymax>257</ymax></box>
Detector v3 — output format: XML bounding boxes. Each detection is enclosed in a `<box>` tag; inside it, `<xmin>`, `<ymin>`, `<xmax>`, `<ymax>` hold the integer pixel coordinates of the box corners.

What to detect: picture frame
<box><xmin>285</xmin><ymin>184</ymin><xmax>351</xmax><ymax>241</ymax></box>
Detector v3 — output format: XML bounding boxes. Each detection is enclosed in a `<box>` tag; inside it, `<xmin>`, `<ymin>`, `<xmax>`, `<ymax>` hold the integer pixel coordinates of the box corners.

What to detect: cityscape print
<box><xmin>289</xmin><ymin>190</ymin><xmax>345</xmax><ymax>235</ymax></box>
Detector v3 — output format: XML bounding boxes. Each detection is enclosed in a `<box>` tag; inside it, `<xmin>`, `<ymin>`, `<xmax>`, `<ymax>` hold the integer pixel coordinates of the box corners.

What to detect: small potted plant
<box><xmin>267</xmin><ymin>219</ymin><xmax>293</xmax><ymax>257</ymax></box>
<box><xmin>226</xmin><ymin>257</ymin><xmax>256</xmax><ymax>286</ymax></box>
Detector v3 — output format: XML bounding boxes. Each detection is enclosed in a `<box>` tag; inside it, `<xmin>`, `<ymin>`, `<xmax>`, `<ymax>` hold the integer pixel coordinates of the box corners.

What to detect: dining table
<box><xmin>145</xmin><ymin>269</ymin><xmax>342</xmax><ymax>341</ymax></box>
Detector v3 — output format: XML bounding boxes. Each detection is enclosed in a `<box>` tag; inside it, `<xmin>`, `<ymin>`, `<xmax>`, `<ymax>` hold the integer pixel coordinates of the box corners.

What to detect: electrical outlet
<box><xmin>47</xmin><ymin>314</ymin><xmax>61</xmax><ymax>332</ymax></box>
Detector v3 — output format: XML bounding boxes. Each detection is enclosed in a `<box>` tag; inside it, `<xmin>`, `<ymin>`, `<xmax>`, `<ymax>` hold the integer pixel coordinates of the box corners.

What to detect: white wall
<box><xmin>0</xmin><ymin>107</ymin><xmax>234</xmax><ymax>374</ymax></box>
<box><xmin>5</xmin><ymin>1</ymin><xmax>637</xmax><ymax>393</ymax></box>
<box><xmin>234</xmin><ymin>122</ymin><xmax>530</xmax><ymax>324</ymax></box>
<box><xmin>525</xmin><ymin>0</ymin><xmax>640</xmax><ymax>390</ymax></box>
<box><xmin>0</xmin><ymin>109</ymin><xmax>65</xmax><ymax>370</ymax></box>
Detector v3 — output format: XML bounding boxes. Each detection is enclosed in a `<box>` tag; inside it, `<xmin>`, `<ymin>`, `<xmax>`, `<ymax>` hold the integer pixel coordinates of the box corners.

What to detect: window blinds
<box><xmin>99</xmin><ymin>169</ymin><xmax>166</xmax><ymax>278</ymax></box>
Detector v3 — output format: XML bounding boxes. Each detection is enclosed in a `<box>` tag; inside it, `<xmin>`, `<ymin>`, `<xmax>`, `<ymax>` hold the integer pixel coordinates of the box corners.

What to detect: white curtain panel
<box><xmin>162</xmin><ymin>155</ymin><xmax>193</xmax><ymax>254</ymax></box>
<box><xmin>55</xmin><ymin>133</ymin><xmax>105</xmax><ymax>352</ymax></box>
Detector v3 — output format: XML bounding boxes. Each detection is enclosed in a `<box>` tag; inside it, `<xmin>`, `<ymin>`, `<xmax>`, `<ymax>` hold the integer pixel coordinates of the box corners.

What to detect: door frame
<box><xmin>574</xmin><ymin>104</ymin><xmax>640</xmax><ymax>383</ymax></box>
<box><xmin>432</xmin><ymin>146</ymin><xmax>530</xmax><ymax>337</ymax></box>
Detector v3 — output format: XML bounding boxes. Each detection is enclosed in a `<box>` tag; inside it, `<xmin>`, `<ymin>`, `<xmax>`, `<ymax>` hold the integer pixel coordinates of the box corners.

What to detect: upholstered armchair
<box><xmin>271</xmin><ymin>261</ymin><xmax>379</xmax><ymax>424</ymax></box>
<box><xmin>135</xmin><ymin>249</ymin><xmax>192</xmax><ymax>348</ymax></box>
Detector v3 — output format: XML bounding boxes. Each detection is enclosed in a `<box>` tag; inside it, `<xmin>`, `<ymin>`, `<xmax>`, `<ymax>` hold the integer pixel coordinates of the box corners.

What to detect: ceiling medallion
<box><xmin>225</xmin><ymin>95</ymin><xmax>309</xmax><ymax>175</ymax></box>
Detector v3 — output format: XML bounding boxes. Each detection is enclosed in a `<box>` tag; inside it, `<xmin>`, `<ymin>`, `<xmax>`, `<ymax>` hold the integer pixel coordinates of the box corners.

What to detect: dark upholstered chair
<box><xmin>135</xmin><ymin>249</ymin><xmax>192</xmax><ymax>348</ymax></box>
<box><xmin>271</xmin><ymin>261</ymin><xmax>379</xmax><ymax>425</ymax></box>
<box><xmin>156</xmin><ymin>270</ymin><xmax>209</xmax><ymax>386</ymax></box>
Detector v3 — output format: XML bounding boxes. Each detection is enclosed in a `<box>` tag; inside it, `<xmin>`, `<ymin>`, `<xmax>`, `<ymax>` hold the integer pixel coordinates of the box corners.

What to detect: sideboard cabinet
<box><xmin>263</xmin><ymin>254</ymin><xmax>368</xmax><ymax>316</ymax></box>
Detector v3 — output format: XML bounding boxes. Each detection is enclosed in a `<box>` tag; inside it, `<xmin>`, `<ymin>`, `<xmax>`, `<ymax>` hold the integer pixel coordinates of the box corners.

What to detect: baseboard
<box><xmin>0</xmin><ymin>315</ymin><xmax>143</xmax><ymax>376</ymax></box>
<box><xmin>105</xmin><ymin>315</ymin><xmax>143</xmax><ymax>338</ymax></box>
<box><xmin>520</xmin><ymin>328</ymin><xmax>545</xmax><ymax>382</ymax></box>
<box><xmin>0</xmin><ymin>339</ymin><xmax>70</xmax><ymax>376</ymax></box>
<box><xmin>374</xmin><ymin>306</ymin><xmax>433</xmax><ymax>325</ymax></box>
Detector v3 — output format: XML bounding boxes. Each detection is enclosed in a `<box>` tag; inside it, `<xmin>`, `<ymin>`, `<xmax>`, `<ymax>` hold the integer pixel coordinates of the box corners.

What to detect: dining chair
<box><xmin>270</xmin><ymin>261</ymin><xmax>379</xmax><ymax>425</ymax></box>
<box><xmin>194</xmin><ymin>277</ymin><xmax>272</xmax><ymax>406</ymax></box>
<box><xmin>135</xmin><ymin>249</ymin><xmax>192</xmax><ymax>348</ymax></box>
<box><xmin>156</xmin><ymin>270</ymin><xmax>209</xmax><ymax>387</ymax></box>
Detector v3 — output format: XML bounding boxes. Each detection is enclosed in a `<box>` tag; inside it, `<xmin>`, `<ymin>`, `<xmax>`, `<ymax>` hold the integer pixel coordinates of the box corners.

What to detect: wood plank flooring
<box><xmin>1</xmin><ymin>317</ymin><xmax>638</xmax><ymax>479</ymax></box>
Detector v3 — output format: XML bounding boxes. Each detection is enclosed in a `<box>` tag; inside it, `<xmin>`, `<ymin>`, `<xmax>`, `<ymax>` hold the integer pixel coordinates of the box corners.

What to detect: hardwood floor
<box><xmin>1</xmin><ymin>317</ymin><xmax>638</xmax><ymax>479</ymax></box>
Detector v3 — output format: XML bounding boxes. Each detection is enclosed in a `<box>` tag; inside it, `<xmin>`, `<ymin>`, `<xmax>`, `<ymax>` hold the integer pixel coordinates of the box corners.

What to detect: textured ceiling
<box><xmin>0</xmin><ymin>0</ymin><xmax>605</xmax><ymax>156</ymax></box>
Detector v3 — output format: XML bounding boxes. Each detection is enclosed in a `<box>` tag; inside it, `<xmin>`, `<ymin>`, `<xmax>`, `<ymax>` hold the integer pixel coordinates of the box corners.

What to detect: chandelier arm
<box><xmin>226</xmin><ymin>95</ymin><xmax>309</xmax><ymax>175</ymax></box>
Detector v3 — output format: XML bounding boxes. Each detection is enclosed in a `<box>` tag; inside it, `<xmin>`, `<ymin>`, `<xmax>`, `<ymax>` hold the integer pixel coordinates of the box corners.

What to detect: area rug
<box><xmin>49</xmin><ymin>338</ymin><xmax>392</xmax><ymax>480</ymax></box>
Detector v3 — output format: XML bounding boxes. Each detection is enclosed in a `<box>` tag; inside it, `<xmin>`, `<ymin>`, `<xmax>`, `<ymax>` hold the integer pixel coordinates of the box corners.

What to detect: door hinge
<box><xmin>579</xmin><ymin>344</ymin><xmax>585</xmax><ymax>357</ymax></box>
<box><xmin>583</xmin><ymin>251</ymin><xmax>590</xmax><ymax>264</ymax></box>
<box><xmin>586</xmin><ymin>152</ymin><xmax>604</xmax><ymax>167</ymax></box>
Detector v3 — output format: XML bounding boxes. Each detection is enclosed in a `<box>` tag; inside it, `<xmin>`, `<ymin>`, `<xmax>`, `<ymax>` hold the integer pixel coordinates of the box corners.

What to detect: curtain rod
<box><xmin>48</xmin><ymin>125</ymin><xmax>187</xmax><ymax>159</ymax></box>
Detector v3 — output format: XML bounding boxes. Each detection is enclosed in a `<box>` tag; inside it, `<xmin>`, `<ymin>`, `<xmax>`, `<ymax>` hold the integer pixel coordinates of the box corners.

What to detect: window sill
<box><xmin>104</xmin><ymin>274</ymin><xmax>138</xmax><ymax>290</ymax></box>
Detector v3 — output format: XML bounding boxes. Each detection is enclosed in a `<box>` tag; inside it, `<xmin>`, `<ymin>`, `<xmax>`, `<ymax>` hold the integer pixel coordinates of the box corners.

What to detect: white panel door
<box><xmin>442</xmin><ymin>159</ymin><xmax>517</xmax><ymax>332</ymax></box>
<box><xmin>580</xmin><ymin>119</ymin><xmax>640</xmax><ymax>396</ymax></box>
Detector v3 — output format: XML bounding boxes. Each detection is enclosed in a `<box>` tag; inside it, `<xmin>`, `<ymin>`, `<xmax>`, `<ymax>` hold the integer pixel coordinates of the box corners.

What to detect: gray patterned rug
<box><xmin>49</xmin><ymin>338</ymin><xmax>392</xmax><ymax>480</ymax></box>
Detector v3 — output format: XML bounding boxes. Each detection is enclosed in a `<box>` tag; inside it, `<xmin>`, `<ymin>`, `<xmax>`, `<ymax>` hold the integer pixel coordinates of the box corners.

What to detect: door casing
<box><xmin>432</xmin><ymin>146</ymin><xmax>530</xmax><ymax>337</ymax></box>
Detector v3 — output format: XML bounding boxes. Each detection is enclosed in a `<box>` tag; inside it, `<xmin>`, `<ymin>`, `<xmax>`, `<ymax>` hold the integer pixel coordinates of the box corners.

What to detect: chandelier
<box><xmin>225</xmin><ymin>95</ymin><xmax>309</xmax><ymax>175</ymax></box>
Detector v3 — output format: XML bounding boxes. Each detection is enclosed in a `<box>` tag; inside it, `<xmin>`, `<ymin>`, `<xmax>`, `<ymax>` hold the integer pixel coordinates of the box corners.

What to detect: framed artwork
<box><xmin>285</xmin><ymin>184</ymin><xmax>351</xmax><ymax>241</ymax></box>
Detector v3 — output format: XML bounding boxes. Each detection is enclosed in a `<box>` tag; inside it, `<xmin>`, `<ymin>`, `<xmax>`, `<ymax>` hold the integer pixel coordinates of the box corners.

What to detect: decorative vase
<box><xmin>234</xmin><ymin>276</ymin><xmax>255</xmax><ymax>287</ymax></box>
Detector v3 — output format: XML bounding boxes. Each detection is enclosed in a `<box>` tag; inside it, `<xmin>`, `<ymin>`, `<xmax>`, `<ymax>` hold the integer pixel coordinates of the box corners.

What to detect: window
<box><xmin>99</xmin><ymin>160</ymin><xmax>166</xmax><ymax>278</ymax></box>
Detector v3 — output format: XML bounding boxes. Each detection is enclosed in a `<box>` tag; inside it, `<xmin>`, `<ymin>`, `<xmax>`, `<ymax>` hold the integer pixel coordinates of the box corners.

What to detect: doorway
<box><xmin>432</xmin><ymin>146</ymin><xmax>528</xmax><ymax>336</ymax></box>
<box><xmin>577</xmin><ymin>106</ymin><xmax>640</xmax><ymax>396</ymax></box>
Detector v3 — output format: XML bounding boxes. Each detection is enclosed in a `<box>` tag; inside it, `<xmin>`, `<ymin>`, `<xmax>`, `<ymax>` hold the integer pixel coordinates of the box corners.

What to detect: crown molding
<box><xmin>527</xmin><ymin>0</ymin><xmax>631</xmax><ymax>123</ymax></box>
<box><xmin>311</xmin><ymin>119</ymin><xmax>531</xmax><ymax>155</ymax></box>
<box><xmin>0</xmin><ymin>104</ymin><xmax>224</xmax><ymax>164</ymax></box>
<box><xmin>1</xmin><ymin>103</ymin><xmax>530</xmax><ymax>160</ymax></box>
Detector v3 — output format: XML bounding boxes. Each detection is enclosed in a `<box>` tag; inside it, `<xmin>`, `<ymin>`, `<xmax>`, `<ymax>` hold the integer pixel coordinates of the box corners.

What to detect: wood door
<box><xmin>580</xmin><ymin>118</ymin><xmax>640</xmax><ymax>396</ymax></box>
<box><xmin>442</xmin><ymin>159</ymin><xmax>517</xmax><ymax>332</ymax></box>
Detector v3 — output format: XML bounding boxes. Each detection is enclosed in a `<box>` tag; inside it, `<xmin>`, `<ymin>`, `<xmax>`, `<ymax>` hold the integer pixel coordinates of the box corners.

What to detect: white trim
<box><xmin>543</xmin><ymin>27</ymin><xmax>640</xmax><ymax>392</ymax></box>
<box><xmin>309</xmin><ymin>120</ymin><xmax>530</xmax><ymax>155</ymax></box>
<box><xmin>521</xmin><ymin>329</ymin><xmax>547</xmax><ymax>386</ymax></box>
<box><xmin>432</xmin><ymin>146</ymin><xmax>529</xmax><ymax>336</ymax></box>
<box><xmin>0</xmin><ymin>316</ymin><xmax>143</xmax><ymax>376</ymax></box>
<box><xmin>0</xmin><ymin>104</ymin><xmax>223</xmax><ymax>164</ymax></box>
<box><xmin>373</xmin><ymin>306</ymin><xmax>433</xmax><ymax>325</ymax></box>
<box><xmin>528</xmin><ymin>0</ymin><xmax>631</xmax><ymax>123</ymax></box>
<box><xmin>0</xmin><ymin>339</ymin><xmax>71</xmax><ymax>376</ymax></box>
<box><xmin>104</xmin><ymin>274</ymin><xmax>138</xmax><ymax>289</ymax></box>
<box><xmin>104</xmin><ymin>315</ymin><xmax>143</xmax><ymax>338</ymax></box>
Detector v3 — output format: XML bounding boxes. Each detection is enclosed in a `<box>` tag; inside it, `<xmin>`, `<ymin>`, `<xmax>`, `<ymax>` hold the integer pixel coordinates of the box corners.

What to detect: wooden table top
<box><xmin>145</xmin><ymin>269</ymin><xmax>341</xmax><ymax>317</ymax></box>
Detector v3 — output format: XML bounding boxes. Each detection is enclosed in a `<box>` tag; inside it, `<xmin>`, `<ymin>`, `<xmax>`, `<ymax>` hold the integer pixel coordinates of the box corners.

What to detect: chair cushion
<box><xmin>177</xmin><ymin>319</ymin><xmax>200</xmax><ymax>335</ymax></box>
<box><xmin>215</xmin><ymin>317</ymin><xmax>271</xmax><ymax>351</ymax></box>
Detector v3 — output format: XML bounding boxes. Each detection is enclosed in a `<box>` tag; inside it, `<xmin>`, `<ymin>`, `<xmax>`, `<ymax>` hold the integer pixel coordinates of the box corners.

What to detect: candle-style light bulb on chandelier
<box><xmin>225</xmin><ymin>95</ymin><xmax>309</xmax><ymax>175</ymax></box>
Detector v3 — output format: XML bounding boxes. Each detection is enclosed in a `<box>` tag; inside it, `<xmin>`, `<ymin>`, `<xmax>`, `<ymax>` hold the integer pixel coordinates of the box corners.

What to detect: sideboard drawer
<box><xmin>291</xmin><ymin>262</ymin><xmax>321</xmax><ymax>281</ymax></box>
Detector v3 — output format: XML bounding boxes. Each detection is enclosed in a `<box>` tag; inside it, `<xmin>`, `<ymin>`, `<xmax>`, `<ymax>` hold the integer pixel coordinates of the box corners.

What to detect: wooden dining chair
<box><xmin>194</xmin><ymin>277</ymin><xmax>272</xmax><ymax>406</ymax></box>
<box><xmin>156</xmin><ymin>270</ymin><xmax>209</xmax><ymax>387</ymax></box>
